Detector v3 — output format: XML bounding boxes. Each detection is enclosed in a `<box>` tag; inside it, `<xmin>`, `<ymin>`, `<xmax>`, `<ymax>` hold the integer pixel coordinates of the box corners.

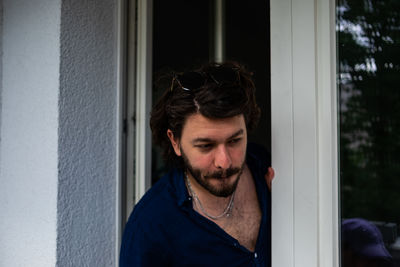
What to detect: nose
<box><xmin>214</xmin><ymin>145</ymin><xmax>232</xmax><ymax>169</ymax></box>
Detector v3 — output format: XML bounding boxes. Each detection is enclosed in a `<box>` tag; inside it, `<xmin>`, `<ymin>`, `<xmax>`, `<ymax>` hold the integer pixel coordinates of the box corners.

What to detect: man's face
<box><xmin>168</xmin><ymin>114</ymin><xmax>247</xmax><ymax>197</ymax></box>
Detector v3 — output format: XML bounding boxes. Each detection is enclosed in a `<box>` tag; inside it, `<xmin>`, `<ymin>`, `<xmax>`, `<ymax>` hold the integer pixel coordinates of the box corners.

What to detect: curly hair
<box><xmin>150</xmin><ymin>61</ymin><xmax>261</xmax><ymax>169</ymax></box>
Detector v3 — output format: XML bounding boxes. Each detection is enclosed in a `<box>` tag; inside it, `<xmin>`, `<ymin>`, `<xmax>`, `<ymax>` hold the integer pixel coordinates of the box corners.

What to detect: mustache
<box><xmin>204</xmin><ymin>167</ymin><xmax>242</xmax><ymax>179</ymax></box>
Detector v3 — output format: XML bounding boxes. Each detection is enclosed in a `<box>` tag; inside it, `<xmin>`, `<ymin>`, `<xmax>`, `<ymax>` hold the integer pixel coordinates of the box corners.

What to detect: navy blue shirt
<box><xmin>120</xmin><ymin>146</ymin><xmax>271</xmax><ymax>266</ymax></box>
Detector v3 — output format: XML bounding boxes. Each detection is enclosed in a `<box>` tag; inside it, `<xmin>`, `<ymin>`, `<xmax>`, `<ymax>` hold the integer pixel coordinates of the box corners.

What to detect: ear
<box><xmin>167</xmin><ymin>129</ymin><xmax>182</xmax><ymax>156</ymax></box>
<box><xmin>265</xmin><ymin>167</ymin><xmax>275</xmax><ymax>192</ymax></box>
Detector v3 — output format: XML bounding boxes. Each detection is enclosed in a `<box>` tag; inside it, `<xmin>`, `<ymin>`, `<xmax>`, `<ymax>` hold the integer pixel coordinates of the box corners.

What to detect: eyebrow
<box><xmin>191</xmin><ymin>129</ymin><xmax>244</xmax><ymax>144</ymax></box>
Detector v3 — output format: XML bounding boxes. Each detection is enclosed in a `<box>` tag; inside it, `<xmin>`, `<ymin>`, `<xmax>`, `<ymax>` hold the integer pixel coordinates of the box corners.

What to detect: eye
<box><xmin>228</xmin><ymin>138</ymin><xmax>242</xmax><ymax>145</ymax></box>
<box><xmin>195</xmin><ymin>143</ymin><xmax>213</xmax><ymax>151</ymax></box>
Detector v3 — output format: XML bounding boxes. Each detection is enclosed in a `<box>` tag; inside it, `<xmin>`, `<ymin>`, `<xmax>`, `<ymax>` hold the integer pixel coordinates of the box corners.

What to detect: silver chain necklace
<box><xmin>185</xmin><ymin>172</ymin><xmax>235</xmax><ymax>220</ymax></box>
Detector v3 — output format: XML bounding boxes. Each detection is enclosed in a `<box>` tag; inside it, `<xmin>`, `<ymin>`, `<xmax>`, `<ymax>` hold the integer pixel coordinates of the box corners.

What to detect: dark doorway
<box><xmin>152</xmin><ymin>0</ymin><xmax>271</xmax><ymax>183</ymax></box>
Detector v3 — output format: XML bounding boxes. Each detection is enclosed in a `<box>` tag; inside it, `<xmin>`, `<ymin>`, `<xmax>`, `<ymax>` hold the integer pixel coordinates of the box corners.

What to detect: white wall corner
<box><xmin>0</xmin><ymin>0</ymin><xmax>61</xmax><ymax>266</ymax></box>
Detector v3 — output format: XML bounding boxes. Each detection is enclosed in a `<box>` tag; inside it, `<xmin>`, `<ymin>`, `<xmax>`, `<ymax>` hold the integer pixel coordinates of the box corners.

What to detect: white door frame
<box><xmin>270</xmin><ymin>0</ymin><xmax>339</xmax><ymax>266</ymax></box>
<box><xmin>123</xmin><ymin>0</ymin><xmax>340</xmax><ymax>265</ymax></box>
<box><xmin>134</xmin><ymin>0</ymin><xmax>153</xmax><ymax>204</ymax></box>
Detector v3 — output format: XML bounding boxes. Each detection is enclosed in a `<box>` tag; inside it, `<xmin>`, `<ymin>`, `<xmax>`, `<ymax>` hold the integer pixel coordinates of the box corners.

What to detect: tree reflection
<box><xmin>338</xmin><ymin>0</ymin><xmax>400</xmax><ymax>237</ymax></box>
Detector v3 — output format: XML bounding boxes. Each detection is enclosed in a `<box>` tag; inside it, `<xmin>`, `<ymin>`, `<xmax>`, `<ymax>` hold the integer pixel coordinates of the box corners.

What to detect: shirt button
<box><xmin>188</xmin><ymin>197</ymin><xmax>192</xmax><ymax>200</ymax></box>
<box><xmin>233</xmin><ymin>243</ymin><xmax>238</xmax><ymax>247</ymax></box>
<box><xmin>254</xmin><ymin>253</ymin><xmax>258</xmax><ymax>258</ymax></box>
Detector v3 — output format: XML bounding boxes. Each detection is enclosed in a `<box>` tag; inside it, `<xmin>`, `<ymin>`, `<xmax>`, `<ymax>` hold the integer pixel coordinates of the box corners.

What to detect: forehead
<box><xmin>181</xmin><ymin>113</ymin><xmax>246</xmax><ymax>140</ymax></box>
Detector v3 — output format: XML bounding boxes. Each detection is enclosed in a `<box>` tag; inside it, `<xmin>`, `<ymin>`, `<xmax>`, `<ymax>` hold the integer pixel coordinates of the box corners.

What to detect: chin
<box><xmin>205</xmin><ymin>174</ymin><xmax>240</xmax><ymax>197</ymax></box>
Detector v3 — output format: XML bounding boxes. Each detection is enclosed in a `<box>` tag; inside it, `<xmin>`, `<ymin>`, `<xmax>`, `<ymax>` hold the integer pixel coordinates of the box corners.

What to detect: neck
<box><xmin>185</xmin><ymin>166</ymin><xmax>249</xmax><ymax>220</ymax></box>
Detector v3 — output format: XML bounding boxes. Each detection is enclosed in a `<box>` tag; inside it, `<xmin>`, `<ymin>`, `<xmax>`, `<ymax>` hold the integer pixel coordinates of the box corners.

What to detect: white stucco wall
<box><xmin>56</xmin><ymin>0</ymin><xmax>117</xmax><ymax>266</ymax></box>
<box><xmin>0</xmin><ymin>0</ymin><xmax>3</xmax><ymax>150</ymax></box>
<box><xmin>0</xmin><ymin>0</ymin><xmax>118</xmax><ymax>266</ymax></box>
<box><xmin>0</xmin><ymin>0</ymin><xmax>60</xmax><ymax>266</ymax></box>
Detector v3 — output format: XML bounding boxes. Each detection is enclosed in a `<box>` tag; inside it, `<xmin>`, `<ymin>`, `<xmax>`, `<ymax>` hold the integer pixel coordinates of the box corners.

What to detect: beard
<box><xmin>181</xmin><ymin>148</ymin><xmax>245</xmax><ymax>197</ymax></box>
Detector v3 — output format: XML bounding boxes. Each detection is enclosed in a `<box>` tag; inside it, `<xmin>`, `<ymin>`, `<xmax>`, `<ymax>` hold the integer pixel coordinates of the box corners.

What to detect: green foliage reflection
<box><xmin>338</xmin><ymin>0</ymin><xmax>400</xmax><ymax>224</ymax></box>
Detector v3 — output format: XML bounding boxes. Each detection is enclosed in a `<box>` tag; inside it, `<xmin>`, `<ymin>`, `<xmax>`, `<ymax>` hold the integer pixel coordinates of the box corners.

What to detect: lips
<box><xmin>206</xmin><ymin>167</ymin><xmax>241</xmax><ymax>180</ymax></box>
<box><xmin>204</xmin><ymin>173</ymin><xmax>237</xmax><ymax>181</ymax></box>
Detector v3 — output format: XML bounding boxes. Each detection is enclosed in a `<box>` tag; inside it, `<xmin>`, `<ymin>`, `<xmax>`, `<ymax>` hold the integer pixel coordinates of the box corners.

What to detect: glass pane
<box><xmin>337</xmin><ymin>0</ymin><xmax>400</xmax><ymax>266</ymax></box>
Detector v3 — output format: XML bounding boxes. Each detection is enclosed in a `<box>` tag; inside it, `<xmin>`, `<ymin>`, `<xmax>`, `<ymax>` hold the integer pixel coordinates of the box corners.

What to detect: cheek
<box><xmin>190</xmin><ymin>153</ymin><xmax>214</xmax><ymax>170</ymax></box>
<box><xmin>230</xmin><ymin>142</ymin><xmax>247</xmax><ymax>161</ymax></box>
<box><xmin>231</xmin><ymin>148</ymin><xmax>246</xmax><ymax>164</ymax></box>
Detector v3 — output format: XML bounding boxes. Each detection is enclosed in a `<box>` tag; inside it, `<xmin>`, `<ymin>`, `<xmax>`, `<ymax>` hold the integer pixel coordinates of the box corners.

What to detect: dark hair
<box><xmin>150</xmin><ymin>61</ymin><xmax>261</xmax><ymax>168</ymax></box>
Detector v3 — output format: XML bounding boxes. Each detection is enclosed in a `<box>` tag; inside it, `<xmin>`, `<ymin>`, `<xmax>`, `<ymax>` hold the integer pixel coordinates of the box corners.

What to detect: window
<box><xmin>337</xmin><ymin>0</ymin><xmax>400</xmax><ymax>265</ymax></box>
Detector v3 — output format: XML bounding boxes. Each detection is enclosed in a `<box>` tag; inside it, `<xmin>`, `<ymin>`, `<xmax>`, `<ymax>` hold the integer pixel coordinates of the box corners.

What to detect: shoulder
<box><xmin>128</xmin><ymin>169</ymin><xmax>179</xmax><ymax>225</ymax></box>
<box><xmin>120</xmin><ymin>170</ymin><xmax>181</xmax><ymax>265</ymax></box>
<box><xmin>246</xmin><ymin>142</ymin><xmax>271</xmax><ymax>176</ymax></box>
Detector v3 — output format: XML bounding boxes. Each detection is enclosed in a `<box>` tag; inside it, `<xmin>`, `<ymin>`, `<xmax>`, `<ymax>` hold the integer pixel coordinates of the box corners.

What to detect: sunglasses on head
<box><xmin>170</xmin><ymin>65</ymin><xmax>241</xmax><ymax>92</ymax></box>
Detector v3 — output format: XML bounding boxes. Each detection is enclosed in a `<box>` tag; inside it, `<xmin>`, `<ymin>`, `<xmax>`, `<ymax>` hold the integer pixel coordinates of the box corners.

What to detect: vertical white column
<box><xmin>316</xmin><ymin>0</ymin><xmax>339</xmax><ymax>265</ymax></box>
<box><xmin>270</xmin><ymin>0</ymin><xmax>295</xmax><ymax>265</ymax></box>
<box><xmin>270</xmin><ymin>0</ymin><xmax>338</xmax><ymax>266</ymax></box>
<box><xmin>0</xmin><ymin>0</ymin><xmax>60</xmax><ymax>265</ymax></box>
<box><xmin>291</xmin><ymin>0</ymin><xmax>319</xmax><ymax>265</ymax></box>
<box><xmin>135</xmin><ymin>0</ymin><xmax>153</xmax><ymax>203</ymax></box>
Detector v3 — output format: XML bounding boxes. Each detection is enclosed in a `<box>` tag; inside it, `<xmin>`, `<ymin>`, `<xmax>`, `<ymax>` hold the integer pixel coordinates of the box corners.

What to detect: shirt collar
<box><xmin>173</xmin><ymin>168</ymin><xmax>191</xmax><ymax>208</ymax></box>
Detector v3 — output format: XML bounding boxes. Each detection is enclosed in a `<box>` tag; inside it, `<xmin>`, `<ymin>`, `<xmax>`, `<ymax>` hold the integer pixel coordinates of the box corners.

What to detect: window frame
<box><xmin>121</xmin><ymin>0</ymin><xmax>340</xmax><ymax>265</ymax></box>
<box><xmin>270</xmin><ymin>0</ymin><xmax>339</xmax><ymax>266</ymax></box>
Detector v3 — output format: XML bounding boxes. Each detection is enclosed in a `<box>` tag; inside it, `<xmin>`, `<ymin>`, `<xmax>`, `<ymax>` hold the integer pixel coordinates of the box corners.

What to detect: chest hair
<box><xmin>212</xmin><ymin>172</ymin><xmax>261</xmax><ymax>252</ymax></box>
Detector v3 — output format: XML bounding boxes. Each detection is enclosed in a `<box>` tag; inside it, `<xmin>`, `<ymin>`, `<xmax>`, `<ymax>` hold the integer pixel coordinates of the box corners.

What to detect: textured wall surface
<box><xmin>0</xmin><ymin>0</ymin><xmax>3</xmax><ymax>151</ymax></box>
<box><xmin>0</xmin><ymin>0</ymin><xmax>60</xmax><ymax>266</ymax></box>
<box><xmin>57</xmin><ymin>0</ymin><xmax>117</xmax><ymax>266</ymax></box>
<box><xmin>0</xmin><ymin>0</ymin><xmax>118</xmax><ymax>266</ymax></box>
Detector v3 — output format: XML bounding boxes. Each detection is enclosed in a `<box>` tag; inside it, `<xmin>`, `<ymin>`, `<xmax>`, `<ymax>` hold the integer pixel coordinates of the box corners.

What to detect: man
<box><xmin>120</xmin><ymin>62</ymin><xmax>274</xmax><ymax>266</ymax></box>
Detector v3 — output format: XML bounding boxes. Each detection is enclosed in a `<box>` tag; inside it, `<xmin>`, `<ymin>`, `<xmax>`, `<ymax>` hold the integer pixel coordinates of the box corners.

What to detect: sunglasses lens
<box><xmin>177</xmin><ymin>72</ymin><xmax>205</xmax><ymax>90</ymax></box>
<box><xmin>209</xmin><ymin>67</ymin><xmax>238</xmax><ymax>85</ymax></box>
